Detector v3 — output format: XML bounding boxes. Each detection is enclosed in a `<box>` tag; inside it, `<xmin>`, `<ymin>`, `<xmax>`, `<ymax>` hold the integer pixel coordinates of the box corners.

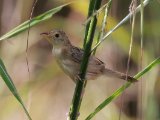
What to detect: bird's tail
<box><xmin>103</xmin><ymin>68</ymin><xmax>137</xmax><ymax>82</ymax></box>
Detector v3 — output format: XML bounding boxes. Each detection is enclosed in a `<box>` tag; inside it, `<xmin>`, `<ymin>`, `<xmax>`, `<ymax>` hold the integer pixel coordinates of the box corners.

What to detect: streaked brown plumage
<box><xmin>41</xmin><ymin>30</ymin><xmax>137</xmax><ymax>83</ymax></box>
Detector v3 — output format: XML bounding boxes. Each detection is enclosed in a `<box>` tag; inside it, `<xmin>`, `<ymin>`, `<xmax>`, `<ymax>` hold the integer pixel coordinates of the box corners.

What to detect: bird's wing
<box><xmin>69</xmin><ymin>46</ymin><xmax>106</xmax><ymax>80</ymax></box>
<box><xmin>69</xmin><ymin>46</ymin><xmax>105</xmax><ymax>65</ymax></box>
<box><xmin>69</xmin><ymin>46</ymin><xmax>84</xmax><ymax>63</ymax></box>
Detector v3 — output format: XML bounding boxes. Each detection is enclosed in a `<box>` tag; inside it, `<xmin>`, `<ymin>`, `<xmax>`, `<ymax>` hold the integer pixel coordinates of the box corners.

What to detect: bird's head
<box><xmin>41</xmin><ymin>30</ymin><xmax>71</xmax><ymax>47</ymax></box>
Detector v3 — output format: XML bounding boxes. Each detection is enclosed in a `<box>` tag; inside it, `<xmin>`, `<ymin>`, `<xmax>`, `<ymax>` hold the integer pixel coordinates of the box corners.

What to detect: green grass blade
<box><xmin>85</xmin><ymin>57</ymin><xmax>160</xmax><ymax>120</ymax></box>
<box><xmin>0</xmin><ymin>58</ymin><xmax>32</xmax><ymax>120</ymax></box>
<box><xmin>93</xmin><ymin>0</ymin><xmax>112</xmax><ymax>55</ymax></box>
<box><xmin>0</xmin><ymin>3</ymin><xmax>70</xmax><ymax>41</ymax></box>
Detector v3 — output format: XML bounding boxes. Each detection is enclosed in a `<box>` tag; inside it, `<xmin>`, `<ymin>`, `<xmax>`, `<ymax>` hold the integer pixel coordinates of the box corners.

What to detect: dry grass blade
<box><xmin>91</xmin><ymin>0</ymin><xmax>152</xmax><ymax>53</ymax></box>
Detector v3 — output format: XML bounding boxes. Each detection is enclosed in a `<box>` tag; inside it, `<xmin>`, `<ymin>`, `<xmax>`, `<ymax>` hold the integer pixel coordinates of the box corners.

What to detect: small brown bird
<box><xmin>41</xmin><ymin>30</ymin><xmax>137</xmax><ymax>83</ymax></box>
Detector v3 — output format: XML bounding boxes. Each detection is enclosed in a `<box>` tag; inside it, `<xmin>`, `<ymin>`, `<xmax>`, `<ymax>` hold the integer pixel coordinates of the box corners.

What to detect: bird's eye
<box><xmin>54</xmin><ymin>33</ymin><xmax>60</xmax><ymax>38</ymax></box>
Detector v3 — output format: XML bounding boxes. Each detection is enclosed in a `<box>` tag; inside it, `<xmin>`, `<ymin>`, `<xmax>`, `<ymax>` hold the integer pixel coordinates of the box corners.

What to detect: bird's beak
<box><xmin>40</xmin><ymin>32</ymin><xmax>49</xmax><ymax>36</ymax></box>
<box><xmin>40</xmin><ymin>32</ymin><xmax>52</xmax><ymax>44</ymax></box>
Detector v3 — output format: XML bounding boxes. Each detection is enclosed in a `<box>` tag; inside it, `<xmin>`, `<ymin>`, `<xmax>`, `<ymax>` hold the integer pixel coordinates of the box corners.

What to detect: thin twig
<box><xmin>26</xmin><ymin>0</ymin><xmax>39</xmax><ymax>80</ymax></box>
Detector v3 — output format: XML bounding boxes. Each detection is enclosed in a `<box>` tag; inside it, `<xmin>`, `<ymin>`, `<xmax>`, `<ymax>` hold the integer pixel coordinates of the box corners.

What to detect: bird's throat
<box><xmin>53</xmin><ymin>47</ymin><xmax>63</xmax><ymax>57</ymax></box>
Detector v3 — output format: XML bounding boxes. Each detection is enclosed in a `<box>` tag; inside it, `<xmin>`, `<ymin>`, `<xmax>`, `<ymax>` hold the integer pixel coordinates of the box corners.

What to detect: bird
<box><xmin>41</xmin><ymin>30</ymin><xmax>137</xmax><ymax>83</ymax></box>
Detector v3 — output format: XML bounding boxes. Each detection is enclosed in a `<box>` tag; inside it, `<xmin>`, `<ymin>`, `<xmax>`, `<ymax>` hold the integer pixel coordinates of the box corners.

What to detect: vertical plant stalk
<box><xmin>119</xmin><ymin>1</ymin><xmax>137</xmax><ymax>120</ymax></box>
<box><xmin>25</xmin><ymin>0</ymin><xmax>39</xmax><ymax>114</ymax></box>
<box><xmin>83</xmin><ymin>2</ymin><xmax>112</xmax><ymax>27</ymax></box>
<box><xmin>69</xmin><ymin>0</ymin><xmax>102</xmax><ymax>120</ymax></box>
<box><xmin>83</xmin><ymin>0</ymin><xmax>96</xmax><ymax>47</ymax></box>
<box><xmin>93</xmin><ymin>0</ymin><xmax>112</xmax><ymax>55</ymax></box>
<box><xmin>138</xmin><ymin>0</ymin><xmax>144</xmax><ymax>119</ymax></box>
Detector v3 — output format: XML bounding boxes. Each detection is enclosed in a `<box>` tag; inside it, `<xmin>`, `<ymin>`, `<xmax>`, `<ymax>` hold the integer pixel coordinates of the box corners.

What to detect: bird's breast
<box><xmin>57</xmin><ymin>57</ymin><xmax>78</xmax><ymax>79</ymax></box>
<box><xmin>52</xmin><ymin>47</ymin><xmax>78</xmax><ymax>79</ymax></box>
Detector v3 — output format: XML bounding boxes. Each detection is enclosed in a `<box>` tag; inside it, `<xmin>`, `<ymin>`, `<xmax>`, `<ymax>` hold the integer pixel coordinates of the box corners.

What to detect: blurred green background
<box><xmin>0</xmin><ymin>0</ymin><xmax>160</xmax><ymax>120</ymax></box>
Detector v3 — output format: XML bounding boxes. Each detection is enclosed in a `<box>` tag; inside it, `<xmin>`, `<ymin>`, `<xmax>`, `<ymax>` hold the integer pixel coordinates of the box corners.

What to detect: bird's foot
<box><xmin>127</xmin><ymin>76</ymin><xmax>137</xmax><ymax>83</ymax></box>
